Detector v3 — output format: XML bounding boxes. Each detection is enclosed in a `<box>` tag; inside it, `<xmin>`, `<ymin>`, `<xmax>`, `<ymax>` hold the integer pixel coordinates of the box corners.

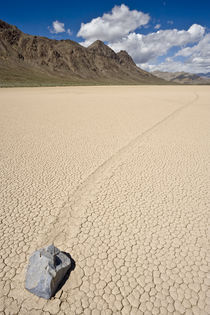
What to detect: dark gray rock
<box><xmin>25</xmin><ymin>244</ymin><xmax>71</xmax><ymax>299</ymax></box>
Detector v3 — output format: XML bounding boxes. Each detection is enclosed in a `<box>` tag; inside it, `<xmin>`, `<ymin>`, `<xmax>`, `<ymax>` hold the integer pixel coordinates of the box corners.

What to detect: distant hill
<box><xmin>197</xmin><ymin>72</ymin><xmax>210</xmax><ymax>79</ymax></box>
<box><xmin>0</xmin><ymin>20</ymin><xmax>166</xmax><ymax>87</ymax></box>
<box><xmin>152</xmin><ymin>71</ymin><xmax>210</xmax><ymax>85</ymax></box>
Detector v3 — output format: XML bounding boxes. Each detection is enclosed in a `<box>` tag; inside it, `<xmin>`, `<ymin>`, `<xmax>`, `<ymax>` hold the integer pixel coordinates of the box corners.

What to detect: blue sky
<box><xmin>1</xmin><ymin>0</ymin><xmax>210</xmax><ymax>73</ymax></box>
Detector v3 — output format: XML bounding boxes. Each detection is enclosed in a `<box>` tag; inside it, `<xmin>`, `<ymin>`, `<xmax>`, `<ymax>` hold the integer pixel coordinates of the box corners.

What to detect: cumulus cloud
<box><xmin>77</xmin><ymin>4</ymin><xmax>150</xmax><ymax>43</ymax></box>
<box><xmin>108</xmin><ymin>24</ymin><xmax>205</xmax><ymax>64</ymax></box>
<box><xmin>140</xmin><ymin>33</ymin><xmax>210</xmax><ymax>73</ymax></box>
<box><xmin>49</xmin><ymin>20</ymin><xmax>65</xmax><ymax>34</ymax></box>
<box><xmin>176</xmin><ymin>33</ymin><xmax>210</xmax><ymax>58</ymax></box>
<box><xmin>77</xmin><ymin>4</ymin><xmax>208</xmax><ymax>73</ymax></box>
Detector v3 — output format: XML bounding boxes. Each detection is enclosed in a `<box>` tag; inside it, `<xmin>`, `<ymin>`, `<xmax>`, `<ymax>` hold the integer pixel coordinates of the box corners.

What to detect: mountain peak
<box><xmin>87</xmin><ymin>40</ymin><xmax>116</xmax><ymax>58</ymax></box>
<box><xmin>88</xmin><ymin>40</ymin><xmax>105</xmax><ymax>48</ymax></box>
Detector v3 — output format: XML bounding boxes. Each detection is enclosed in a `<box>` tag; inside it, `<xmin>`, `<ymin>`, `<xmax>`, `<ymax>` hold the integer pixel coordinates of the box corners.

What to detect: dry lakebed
<box><xmin>0</xmin><ymin>86</ymin><xmax>209</xmax><ymax>314</ymax></box>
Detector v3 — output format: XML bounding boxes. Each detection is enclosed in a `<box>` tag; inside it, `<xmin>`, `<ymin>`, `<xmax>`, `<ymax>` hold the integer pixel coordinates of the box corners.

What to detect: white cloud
<box><xmin>187</xmin><ymin>24</ymin><xmax>205</xmax><ymax>41</ymax></box>
<box><xmin>77</xmin><ymin>4</ymin><xmax>209</xmax><ymax>74</ymax></box>
<box><xmin>108</xmin><ymin>24</ymin><xmax>205</xmax><ymax>64</ymax></box>
<box><xmin>49</xmin><ymin>20</ymin><xmax>65</xmax><ymax>34</ymax></box>
<box><xmin>141</xmin><ymin>59</ymin><xmax>210</xmax><ymax>74</ymax></box>
<box><xmin>67</xmin><ymin>28</ymin><xmax>72</xmax><ymax>35</ymax></box>
<box><xmin>154</xmin><ymin>24</ymin><xmax>161</xmax><ymax>29</ymax></box>
<box><xmin>176</xmin><ymin>33</ymin><xmax>210</xmax><ymax>58</ymax></box>
<box><xmin>77</xmin><ymin>4</ymin><xmax>150</xmax><ymax>43</ymax></box>
<box><xmin>140</xmin><ymin>34</ymin><xmax>210</xmax><ymax>73</ymax></box>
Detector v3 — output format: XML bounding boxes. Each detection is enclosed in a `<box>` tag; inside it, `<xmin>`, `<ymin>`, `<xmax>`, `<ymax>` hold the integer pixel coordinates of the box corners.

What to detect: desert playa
<box><xmin>0</xmin><ymin>86</ymin><xmax>209</xmax><ymax>314</ymax></box>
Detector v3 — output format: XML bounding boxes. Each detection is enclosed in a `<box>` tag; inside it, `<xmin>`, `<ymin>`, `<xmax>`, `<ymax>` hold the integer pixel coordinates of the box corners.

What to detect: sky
<box><xmin>1</xmin><ymin>0</ymin><xmax>210</xmax><ymax>73</ymax></box>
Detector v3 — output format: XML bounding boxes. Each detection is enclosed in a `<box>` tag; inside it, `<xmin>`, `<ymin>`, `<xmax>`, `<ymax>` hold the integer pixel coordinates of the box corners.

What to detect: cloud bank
<box><xmin>77</xmin><ymin>4</ymin><xmax>208</xmax><ymax>73</ymax></box>
<box><xmin>140</xmin><ymin>31</ymin><xmax>210</xmax><ymax>73</ymax></box>
<box><xmin>108</xmin><ymin>24</ymin><xmax>205</xmax><ymax>64</ymax></box>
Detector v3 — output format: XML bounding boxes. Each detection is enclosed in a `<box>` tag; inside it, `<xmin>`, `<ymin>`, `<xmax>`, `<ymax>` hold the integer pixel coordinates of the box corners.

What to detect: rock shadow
<box><xmin>54</xmin><ymin>252</ymin><xmax>76</xmax><ymax>297</ymax></box>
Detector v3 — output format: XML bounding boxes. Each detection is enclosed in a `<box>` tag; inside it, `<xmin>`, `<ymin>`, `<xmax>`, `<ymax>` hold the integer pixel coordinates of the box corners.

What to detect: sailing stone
<box><xmin>25</xmin><ymin>244</ymin><xmax>71</xmax><ymax>299</ymax></box>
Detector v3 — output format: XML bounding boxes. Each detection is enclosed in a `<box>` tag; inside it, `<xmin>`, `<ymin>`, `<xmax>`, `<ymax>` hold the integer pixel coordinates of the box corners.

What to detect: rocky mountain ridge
<box><xmin>0</xmin><ymin>20</ymin><xmax>166</xmax><ymax>86</ymax></box>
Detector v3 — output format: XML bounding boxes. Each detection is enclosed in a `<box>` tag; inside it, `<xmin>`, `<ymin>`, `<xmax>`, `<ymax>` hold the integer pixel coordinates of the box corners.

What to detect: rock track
<box><xmin>0</xmin><ymin>86</ymin><xmax>209</xmax><ymax>314</ymax></box>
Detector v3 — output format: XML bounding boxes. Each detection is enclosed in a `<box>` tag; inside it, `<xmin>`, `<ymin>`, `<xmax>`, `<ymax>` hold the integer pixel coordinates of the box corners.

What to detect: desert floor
<box><xmin>0</xmin><ymin>86</ymin><xmax>209</xmax><ymax>315</ymax></box>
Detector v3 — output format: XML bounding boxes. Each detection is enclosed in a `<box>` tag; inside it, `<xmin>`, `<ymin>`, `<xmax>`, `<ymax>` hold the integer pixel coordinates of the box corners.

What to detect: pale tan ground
<box><xmin>0</xmin><ymin>86</ymin><xmax>209</xmax><ymax>315</ymax></box>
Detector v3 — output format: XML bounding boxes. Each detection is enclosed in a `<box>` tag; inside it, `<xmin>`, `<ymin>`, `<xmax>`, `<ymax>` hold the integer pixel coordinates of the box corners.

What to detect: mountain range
<box><xmin>0</xmin><ymin>19</ymin><xmax>166</xmax><ymax>87</ymax></box>
<box><xmin>197</xmin><ymin>72</ymin><xmax>210</xmax><ymax>79</ymax></box>
<box><xmin>152</xmin><ymin>71</ymin><xmax>210</xmax><ymax>85</ymax></box>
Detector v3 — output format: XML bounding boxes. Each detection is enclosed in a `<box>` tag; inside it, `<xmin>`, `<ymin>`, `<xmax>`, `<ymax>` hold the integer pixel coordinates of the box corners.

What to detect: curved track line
<box><xmin>44</xmin><ymin>92</ymin><xmax>199</xmax><ymax>244</ymax></box>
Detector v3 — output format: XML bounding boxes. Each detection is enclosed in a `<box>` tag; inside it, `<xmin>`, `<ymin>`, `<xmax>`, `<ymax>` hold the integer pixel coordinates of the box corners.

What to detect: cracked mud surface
<box><xmin>0</xmin><ymin>86</ymin><xmax>209</xmax><ymax>314</ymax></box>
